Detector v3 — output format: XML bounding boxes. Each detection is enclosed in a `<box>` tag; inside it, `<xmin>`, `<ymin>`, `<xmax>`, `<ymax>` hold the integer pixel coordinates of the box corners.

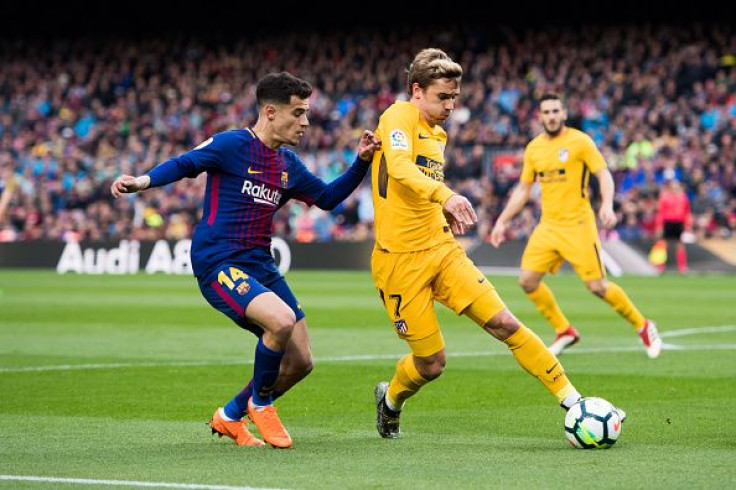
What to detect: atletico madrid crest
<box><xmin>558</xmin><ymin>148</ymin><xmax>569</xmax><ymax>162</ymax></box>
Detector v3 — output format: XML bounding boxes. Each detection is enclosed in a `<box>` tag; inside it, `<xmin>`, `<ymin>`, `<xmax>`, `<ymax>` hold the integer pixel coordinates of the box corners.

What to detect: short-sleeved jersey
<box><xmin>371</xmin><ymin>101</ymin><xmax>456</xmax><ymax>253</ymax></box>
<box><xmin>521</xmin><ymin>127</ymin><xmax>608</xmax><ymax>224</ymax></box>
<box><xmin>146</xmin><ymin>128</ymin><xmax>363</xmax><ymax>278</ymax></box>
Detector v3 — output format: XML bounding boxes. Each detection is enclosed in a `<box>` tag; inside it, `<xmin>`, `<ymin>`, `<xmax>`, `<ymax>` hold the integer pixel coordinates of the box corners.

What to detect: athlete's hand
<box><xmin>490</xmin><ymin>221</ymin><xmax>507</xmax><ymax>248</ymax></box>
<box><xmin>111</xmin><ymin>175</ymin><xmax>150</xmax><ymax>198</ymax></box>
<box><xmin>443</xmin><ymin>194</ymin><xmax>477</xmax><ymax>230</ymax></box>
<box><xmin>357</xmin><ymin>130</ymin><xmax>381</xmax><ymax>161</ymax></box>
<box><xmin>598</xmin><ymin>204</ymin><xmax>617</xmax><ymax>229</ymax></box>
<box><xmin>443</xmin><ymin>210</ymin><xmax>466</xmax><ymax>235</ymax></box>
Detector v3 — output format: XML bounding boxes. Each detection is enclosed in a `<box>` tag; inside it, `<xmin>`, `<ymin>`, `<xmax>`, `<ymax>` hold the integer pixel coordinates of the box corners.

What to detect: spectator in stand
<box><xmin>617</xmin><ymin>213</ymin><xmax>645</xmax><ymax>242</ymax></box>
<box><xmin>655</xmin><ymin>178</ymin><xmax>693</xmax><ymax>274</ymax></box>
<box><xmin>624</xmin><ymin>132</ymin><xmax>654</xmax><ymax>170</ymax></box>
<box><xmin>0</xmin><ymin>23</ymin><xmax>734</xmax><ymax>244</ymax></box>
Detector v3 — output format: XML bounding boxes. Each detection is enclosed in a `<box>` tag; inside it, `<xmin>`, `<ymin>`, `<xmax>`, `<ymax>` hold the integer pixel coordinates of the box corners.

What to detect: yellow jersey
<box><xmin>521</xmin><ymin>127</ymin><xmax>607</xmax><ymax>224</ymax></box>
<box><xmin>371</xmin><ymin>101</ymin><xmax>456</xmax><ymax>252</ymax></box>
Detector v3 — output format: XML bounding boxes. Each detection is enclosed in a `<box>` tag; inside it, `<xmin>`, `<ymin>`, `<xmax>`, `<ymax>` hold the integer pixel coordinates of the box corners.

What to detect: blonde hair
<box><xmin>406</xmin><ymin>48</ymin><xmax>463</xmax><ymax>96</ymax></box>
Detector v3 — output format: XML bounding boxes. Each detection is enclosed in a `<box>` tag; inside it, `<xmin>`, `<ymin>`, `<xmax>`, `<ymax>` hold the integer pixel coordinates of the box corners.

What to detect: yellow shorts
<box><xmin>371</xmin><ymin>240</ymin><xmax>506</xmax><ymax>357</ymax></box>
<box><xmin>521</xmin><ymin>219</ymin><xmax>606</xmax><ymax>281</ymax></box>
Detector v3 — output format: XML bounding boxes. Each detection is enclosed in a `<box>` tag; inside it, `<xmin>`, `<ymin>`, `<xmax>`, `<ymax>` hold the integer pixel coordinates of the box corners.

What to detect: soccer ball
<box><xmin>564</xmin><ymin>397</ymin><xmax>622</xmax><ymax>449</ymax></box>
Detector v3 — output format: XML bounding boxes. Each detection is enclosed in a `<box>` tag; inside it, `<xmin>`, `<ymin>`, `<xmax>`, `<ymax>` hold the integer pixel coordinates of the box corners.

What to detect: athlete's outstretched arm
<box><xmin>315</xmin><ymin>130</ymin><xmax>380</xmax><ymax>209</ymax></box>
<box><xmin>111</xmin><ymin>154</ymin><xmax>205</xmax><ymax>197</ymax></box>
<box><xmin>312</xmin><ymin>157</ymin><xmax>369</xmax><ymax>210</ymax></box>
<box><xmin>111</xmin><ymin>134</ymin><xmax>226</xmax><ymax>198</ymax></box>
<box><xmin>490</xmin><ymin>180</ymin><xmax>533</xmax><ymax>247</ymax></box>
<box><xmin>291</xmin><ymin>130</ymin><xmax>380</xmax><ymax>210</ymax></box>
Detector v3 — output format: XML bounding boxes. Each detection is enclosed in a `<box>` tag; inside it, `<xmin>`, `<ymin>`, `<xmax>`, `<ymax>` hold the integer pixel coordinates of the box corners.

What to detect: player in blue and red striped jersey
<box><xmin>111</xmin><ymin>72</ymin><xmax>381</xmax><ymax>448</ymax></box>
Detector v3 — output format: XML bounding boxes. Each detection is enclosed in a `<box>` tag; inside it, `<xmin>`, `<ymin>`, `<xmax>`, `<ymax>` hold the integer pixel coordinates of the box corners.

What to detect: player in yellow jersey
<box><xmin>370</xmin><ymin>49</ymin><xmax>625</xmax><ymax>439</ymax></box>
<box><xmin>490</xmin><ymin>93</ymin><xmax>661</xmax><ymax>359</ymax></box>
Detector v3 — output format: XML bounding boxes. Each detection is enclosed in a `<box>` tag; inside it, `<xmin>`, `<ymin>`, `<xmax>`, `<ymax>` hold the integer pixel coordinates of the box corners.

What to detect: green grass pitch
<box><xmin>1</xmin><ymin>270</ymin><xmax>735</xmax><ymax>489</ymax></box>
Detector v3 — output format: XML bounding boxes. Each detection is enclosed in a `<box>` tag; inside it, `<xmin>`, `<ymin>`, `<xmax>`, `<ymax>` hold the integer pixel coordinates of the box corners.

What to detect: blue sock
<box><xmin>251</xmin><ymin>338</ymin><xmax>284</xmax><ymax>407</ymax></box>
<box><xmin>223</xmin><ymin>379</ymin><xmax>253</xmax><ymax>420</ymax></box>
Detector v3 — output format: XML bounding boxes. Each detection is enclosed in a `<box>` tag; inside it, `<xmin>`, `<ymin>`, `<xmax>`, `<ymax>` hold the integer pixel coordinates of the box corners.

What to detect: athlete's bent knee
<box><xmin>421</xmin><ymin>361</ymin><xmax>445</xmax><ymax>380</ymax></box>
<box><xmin>266</xmin><ymin>309</ymin><xmax>297</xmax><ymax>339</ymax></box>
<box><xmin>585</xmin><ymin>280</ymin><xmax>607</xmax><ymax>298</ymax></box>
<box><xmin>415</xmin><ymin>353</ymin><xmax>445</xmax><ymax>381</ymax></box>
<box><xmin>484</xmin><ymin>309</ymin><xmax>521</xmax><ymax>341</ymax></box>
<box><xmin>518</xmin><ymin>275</ymin><xmax>540</xmax><ymax>294</ymax></box>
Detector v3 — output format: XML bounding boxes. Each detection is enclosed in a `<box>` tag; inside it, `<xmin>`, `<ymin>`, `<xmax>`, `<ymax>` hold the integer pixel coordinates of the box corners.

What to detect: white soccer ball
<box><xmin>564</xmin><ymin>397</ymin><xmax>622</xmax><ymax>449</ymax></box>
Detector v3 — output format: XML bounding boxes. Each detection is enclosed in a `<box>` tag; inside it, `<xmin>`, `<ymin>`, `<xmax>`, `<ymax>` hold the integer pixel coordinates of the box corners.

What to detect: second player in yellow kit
<box><xmin>520</xmin><ymin>125</ymin><xmax>608</xmax><ymax>282</ymax></box>
<box><xmin>491</xmin><ymin>93</ymin><xmax>661</xmax><ymax>359</ymax></box>
<box><xmin>370</xmin><ymin>49</ymin><xmax>625</xmax><ymax>440</ymax></box>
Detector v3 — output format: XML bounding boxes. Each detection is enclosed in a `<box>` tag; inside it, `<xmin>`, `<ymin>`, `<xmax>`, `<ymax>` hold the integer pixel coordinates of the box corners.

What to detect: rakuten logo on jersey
<box><xmin>241</xmin><ymin>180</ymin><xmax>282</xmax><ymax>206</ymax></box>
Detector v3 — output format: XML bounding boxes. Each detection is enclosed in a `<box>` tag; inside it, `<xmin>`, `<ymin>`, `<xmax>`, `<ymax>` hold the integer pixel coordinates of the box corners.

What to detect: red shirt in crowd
<box><xmin>656</xmin><ymin>183</ymin><xmax>692</xmax><ymax>230</ymax></box>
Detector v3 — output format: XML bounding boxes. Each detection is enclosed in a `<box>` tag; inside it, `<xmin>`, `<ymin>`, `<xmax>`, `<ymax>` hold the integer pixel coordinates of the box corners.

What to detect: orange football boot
<box><xmin>209</xmin><ymin>407</ymin><xmax>265</xmax><ymax>447</ymax></box>
<box><xmin>247</xmin><ymin>398</ymin><xmax>293</xmax><ymax>449</ymax></box>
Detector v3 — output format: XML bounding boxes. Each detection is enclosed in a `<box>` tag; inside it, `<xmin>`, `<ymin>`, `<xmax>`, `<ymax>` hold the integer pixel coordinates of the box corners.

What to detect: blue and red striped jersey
<box><xmin>145</xmin><ymin>128</ymin><xmax>369</xmax><ymax>278</ymax></box>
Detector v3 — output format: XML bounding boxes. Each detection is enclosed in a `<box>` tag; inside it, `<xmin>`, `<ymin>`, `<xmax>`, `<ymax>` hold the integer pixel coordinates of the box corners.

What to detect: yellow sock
<box><xmin>504</xmin><ymin>324</ymin><xmax>574</xmax><ymax>403</ymax></box>
<box><xmin>603</xmin><ymin>282</ymin><xmax>646</xmax><ymax>330</ymax></box>
<box><xmin>387</xmin><ymin>354</ymin><xmax>429</xmax><ymax>410</ymax></box>
<box><xmin>526</xmin><ymin>282</ymin><xmax>571</xmax><ymax>333</ymax></box>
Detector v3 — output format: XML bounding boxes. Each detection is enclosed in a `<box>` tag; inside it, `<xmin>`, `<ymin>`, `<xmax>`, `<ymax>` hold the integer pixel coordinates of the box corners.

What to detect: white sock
<box><xmin>219</xmin><ymin>407</ymin><xmax>239</xmax><ymax>421</ymax></box>
<box><xmin>561</xmin><ymin>390</ymin><xmax>582</xmax><ymax>409</ymax></box>
<box><xmin>385</xmin><ymin>392</ymin><xmax>403</xmax><ymax>412</ymax></box>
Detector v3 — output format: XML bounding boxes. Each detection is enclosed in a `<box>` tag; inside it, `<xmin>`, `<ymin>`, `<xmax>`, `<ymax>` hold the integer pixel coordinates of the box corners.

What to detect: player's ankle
<box><xmin>560</xmin><ymin>389</ymin><xmax>582</xmax><ymax>410</ymax></box>
<box><xmin>384</xmin><ymin>392</ymin><xmax>402</xmax><ymax>415</ymax></box>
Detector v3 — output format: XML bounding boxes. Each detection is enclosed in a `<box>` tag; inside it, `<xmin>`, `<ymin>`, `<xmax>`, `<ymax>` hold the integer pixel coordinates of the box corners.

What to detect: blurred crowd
<box><xmin>0</xmin><ymin>22</ymin><xmax>735</xmax><ymax>244</ymax></box>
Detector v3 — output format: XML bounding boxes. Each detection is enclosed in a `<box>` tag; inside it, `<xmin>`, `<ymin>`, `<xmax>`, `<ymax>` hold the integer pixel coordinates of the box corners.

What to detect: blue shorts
<box><xmin>197</xmin><ymin>249</ymin><xmax>304</xmax><ymax>336</ymax></box>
